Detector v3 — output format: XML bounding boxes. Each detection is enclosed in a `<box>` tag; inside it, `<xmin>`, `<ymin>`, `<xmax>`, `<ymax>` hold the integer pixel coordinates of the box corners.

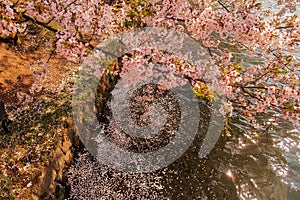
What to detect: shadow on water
<box><xmin>66</xmin><ymin>84</ymin><xmax>300</xmax><ymax>199</ymax></box>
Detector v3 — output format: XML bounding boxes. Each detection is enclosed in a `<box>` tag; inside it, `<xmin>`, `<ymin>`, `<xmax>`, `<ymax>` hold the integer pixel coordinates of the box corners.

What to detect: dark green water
<box><xmin>66</xmin><ymin>97</ymin><xmax>300</xmax><ymax>199</ymax></box>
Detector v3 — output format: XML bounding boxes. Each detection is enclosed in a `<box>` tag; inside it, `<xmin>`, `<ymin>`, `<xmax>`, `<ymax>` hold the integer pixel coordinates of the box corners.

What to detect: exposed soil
<box><xmin>0</xmin><ymin>41</ymin><xmax>74</xmax><ymax>104</ymax></box>
<box><xmin>0</xmin><ymin>26</ymin><xmax>79</xmax><ymax>199</ymax></box>
<box><xmin>0</xmin><ymin>43</ymin><xmax>32</xmax><ymax>103</ymax></box>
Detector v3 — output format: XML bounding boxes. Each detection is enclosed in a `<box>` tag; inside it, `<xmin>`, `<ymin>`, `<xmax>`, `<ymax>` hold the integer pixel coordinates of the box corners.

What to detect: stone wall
<box><xmin>30</xmin><ymin>66</ymin><xmax>117</xmax><ymax>199</ymax></box>
<box><xmin>31</xmin><ymin>120</ymin><xmax>80</xmax><ymax>200</ymax></box>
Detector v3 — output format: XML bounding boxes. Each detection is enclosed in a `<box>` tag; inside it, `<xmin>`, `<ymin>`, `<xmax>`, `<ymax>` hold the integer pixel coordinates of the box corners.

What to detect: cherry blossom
<box><xmin>0</xmin><ymin>0</ymin><xmax>299</xmax><ymax>127</ymax></box>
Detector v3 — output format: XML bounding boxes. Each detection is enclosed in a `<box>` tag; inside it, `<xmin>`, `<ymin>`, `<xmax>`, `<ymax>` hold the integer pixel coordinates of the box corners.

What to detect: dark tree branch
<box><xmin>241</xmin><ymin>86</ymin><xmax>267</xmax><ymax>90</ymax></box>
<box><xmin>217</xmin><ymin>0</ymin><xmax>230</xmax><ymax>12</ymax></box>
<box><xmin>9</xmin><ymin>6</ymin><xmax>95</xmax><ymax>49</ymax></box>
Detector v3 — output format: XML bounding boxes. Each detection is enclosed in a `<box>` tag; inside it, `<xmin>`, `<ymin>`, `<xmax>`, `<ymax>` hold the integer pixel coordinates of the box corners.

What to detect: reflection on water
<box><xmin>67</xmin><ymin>100</ymin><xmax>300</xmax><ymax>199</ymax></box>
<box><xmin>223</xmin><ymin>116</ymin><xmax>300</xmax><ymax>200</ymax></box>
<box><xmin>270</xmin><ymin>122</ymin><xmax>300</xmax><ymax>199</ymax></box>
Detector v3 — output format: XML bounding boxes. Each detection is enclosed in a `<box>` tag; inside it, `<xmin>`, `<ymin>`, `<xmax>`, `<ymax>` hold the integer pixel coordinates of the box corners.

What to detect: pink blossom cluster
<box><xmin>1</xmin><ymin>0</ymin><xmax>299</xmax><ymax>126</ymax></box>
<box><xmin>0</xmin><ymin>1</ymin><xmax>17</xmax><ymax>37</ymax></box>
<box><xmin>55</xmin><ymin>35</ymin><xmax>89</xmax><ymax>62</ymax></box>
<box><xmin>119</xmin><ymin>48</ymin><xmax>202</xmax><ymax>90</ymax></box>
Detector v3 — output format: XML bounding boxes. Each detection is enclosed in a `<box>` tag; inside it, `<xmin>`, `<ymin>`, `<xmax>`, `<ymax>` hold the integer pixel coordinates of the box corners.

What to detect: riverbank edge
<box><xmin>30</xmin><ymin>119</ymin><xmax>80</xmax><ymax>200</ymax></box>
<box><xmin>30</xmin><ymin>65</ymin><xmax>116</xmax><ymax>199</ymax></box>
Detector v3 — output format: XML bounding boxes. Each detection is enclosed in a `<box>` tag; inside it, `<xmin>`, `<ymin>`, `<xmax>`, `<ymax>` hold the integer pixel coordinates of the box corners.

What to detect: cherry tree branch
<box><xmin>5</xmin><ymin>2</ymin><xmax>96</xmax><ymax>49</ymax></box>
<box><xmin>16</xmin><ymin>9</ymin><xmax>95</xmax><ymax>49</ymax></box>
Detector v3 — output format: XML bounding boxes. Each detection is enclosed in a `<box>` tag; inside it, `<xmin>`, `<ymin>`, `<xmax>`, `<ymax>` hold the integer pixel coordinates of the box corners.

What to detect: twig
<box><xmin>47</xmin><ymin>45</ymin><xmax>57</xmax><ymax>63</ymax></box>
<box><xmin>276</xmin><ymin>25</ymin><xmax>294</xmax><ymax>29</ymax></box>
<box><xmin>241</xmin><ymin>86</ymin><xmax>267</xmax><ymax>90</ymax></box>
<box><xmin>11</xmin><ymin>0</ymin><xmax>20</xmax><ymax>8</ymax></box>
<box><xmin>207</xmin><ymin>47</ymin><xmax>213</xmax><ymax>57</ymax></box>
<box><xmin>217</xmin><ymin>0</ymin><xmax>230</xmax><ymax>12</ymax></box>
